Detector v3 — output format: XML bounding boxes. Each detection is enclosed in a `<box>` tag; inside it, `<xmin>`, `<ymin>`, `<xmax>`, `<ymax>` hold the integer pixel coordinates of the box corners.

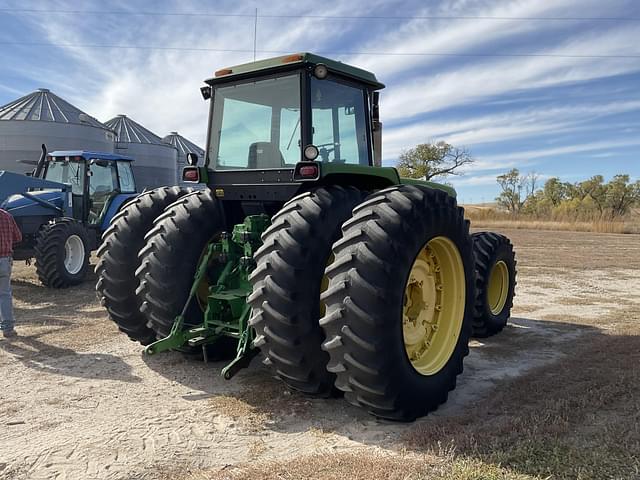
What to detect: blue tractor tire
<box><xmin>34</xmin><ymin>218</ymin><xmax>91</xmax><ymax>288</ymax></box>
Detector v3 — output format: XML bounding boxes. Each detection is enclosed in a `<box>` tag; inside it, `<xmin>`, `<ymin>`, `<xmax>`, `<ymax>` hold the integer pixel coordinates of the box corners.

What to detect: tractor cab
<box><xmin>44</xmin><ymin>151</ymin><xmax>137</xmax><ymax>227</ymax></box>
<box><xmin>0</xmin><ymin>149</ymin><xmax>139</xmax><ymax>287</ymax></box>
<box><xmin>185</xmin><ymin>53</ymin><xmax>388</xmax><ymax>203</ymax></box>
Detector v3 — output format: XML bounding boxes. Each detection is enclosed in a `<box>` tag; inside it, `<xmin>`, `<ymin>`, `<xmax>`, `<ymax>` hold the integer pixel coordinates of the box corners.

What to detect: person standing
<box><xmin>0</xmin><ymin>208</ymin><xmax>21</xmax><ymax>338</ymax></box>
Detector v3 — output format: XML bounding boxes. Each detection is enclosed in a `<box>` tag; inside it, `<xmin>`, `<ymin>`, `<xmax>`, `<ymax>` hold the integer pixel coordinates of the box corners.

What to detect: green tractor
<box><xmin>96</xmin><ymin>53</ymin><xmax>517</xmax><ymax>421</ymax></box>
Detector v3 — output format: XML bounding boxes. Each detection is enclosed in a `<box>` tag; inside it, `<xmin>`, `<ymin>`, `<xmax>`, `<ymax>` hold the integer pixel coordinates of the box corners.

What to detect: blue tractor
<box><xmin>0</xmin><ymin>146</ymin><xmax>139</xmax><ymax>287</ymax></box>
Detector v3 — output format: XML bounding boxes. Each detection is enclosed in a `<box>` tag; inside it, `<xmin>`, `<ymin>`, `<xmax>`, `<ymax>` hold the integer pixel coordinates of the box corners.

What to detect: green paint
<box><xmin>319</xmin><ymin>162</ymin><xmax>400</xmax><ymax>185</ymax></box>
<box><xmin>318</xmin><ymin>163</ymin><xmax>457</xmax><ymax>197</ymax></box>
<box><xmin>144</xmin><ymin>214</ymin><xmax>270</xmax><ymax>378</ymax></box>
<box><xmin>206</xmin><ymin>52</ymin><xmax>384</xmax><ymax>89</ymax></box>
<box><xmin>400</xmin><ymin>177</ymin><xmax>457</xmax><ymax>197</ymax></box>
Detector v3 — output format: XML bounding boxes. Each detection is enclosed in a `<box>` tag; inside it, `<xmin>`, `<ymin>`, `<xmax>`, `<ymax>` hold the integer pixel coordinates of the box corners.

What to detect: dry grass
<box><xmin>476</xmin><ymin>228</ymin><xmax>640</xmax><ymax>270</ymax></box>
<box><xmin>168</xmin><ymin>320</ymin><xmax>640</xmax><ymax>480</ymax></box>
<box><xmin>471</xmin><ymin>219</ymin><xmax>639</xmax><ymax>234</ymax></box>
<box><xmin>170</xmin><ymin>451</ymin><xmax>534</xmax><ymax>480</ymax></box>
<box><xmin>464</xmin><ymin>206</ymin><xmax>640</xmax><ymax>234</ymax></box>
<box><xmin>205</xmin><ymin>369</ymin><xmax>317</xmax><ymax>432</ymax></box>
<box><xmin>404</xmin><ymin>319</ymin><xmax>640</xmax><ymax>480</ymax></box>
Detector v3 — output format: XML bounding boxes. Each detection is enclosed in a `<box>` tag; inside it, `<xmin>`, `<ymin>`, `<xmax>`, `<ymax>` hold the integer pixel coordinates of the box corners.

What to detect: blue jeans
<box><xmin>0</xmin><ymin>257</ymin><xmax>14</xmax><ymax>331</ymax></box>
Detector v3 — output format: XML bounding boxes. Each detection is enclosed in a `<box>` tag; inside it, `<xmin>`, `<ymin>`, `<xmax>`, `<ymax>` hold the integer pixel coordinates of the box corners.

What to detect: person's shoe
<box><xmin>2</xmin><ymin>329</ymin><xmax>17</xmax><ymax>339</ymax></box>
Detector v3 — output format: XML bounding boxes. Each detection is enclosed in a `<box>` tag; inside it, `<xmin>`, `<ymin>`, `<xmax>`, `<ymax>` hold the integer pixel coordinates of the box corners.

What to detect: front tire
<box><xmin>35</xmin><ymin>218</ymin><xmax>90</xmax><ymax>288</ymax></box>
<box><xmin>95</xmin><ymin>187</ymin><xmax>192</xmax><ymax>344</ymax></box>
<box><xmin>320</xmin><ymin>185</ymin><xmax>475</xmax><ymax>421</ymax></box>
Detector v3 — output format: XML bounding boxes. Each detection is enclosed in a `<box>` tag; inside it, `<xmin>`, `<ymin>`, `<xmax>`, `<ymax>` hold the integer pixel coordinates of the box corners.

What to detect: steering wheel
<box><xmin>316</xmin><ymin>142</ymin><xmax>339</xmax><ymax>162</ymax></box>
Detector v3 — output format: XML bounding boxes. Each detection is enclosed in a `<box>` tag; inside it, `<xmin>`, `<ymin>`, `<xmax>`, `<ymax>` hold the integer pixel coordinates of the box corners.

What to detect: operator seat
<box><xmin>247</xmin><ymin>142</ymin><xmax>285</xmax><ymax>169</ymax></box>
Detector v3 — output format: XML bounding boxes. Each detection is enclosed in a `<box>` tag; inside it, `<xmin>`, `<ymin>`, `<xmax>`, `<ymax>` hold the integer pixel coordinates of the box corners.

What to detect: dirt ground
<box><xmin>1</xmin><ymin>228</ymin><xmax>639</xmax><ymax>480</ymax></box>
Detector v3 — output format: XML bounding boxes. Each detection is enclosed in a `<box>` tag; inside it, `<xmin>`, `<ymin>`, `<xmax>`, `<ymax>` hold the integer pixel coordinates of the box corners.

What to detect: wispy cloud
<box><xmin>0</xmin><ymin>0</ymin><xmax>638</xmax><ymax>200</ymax></box>
<box><xmin>382</xmin><ymin>99</ymin><xmax>640</xmax><ymax>158</ymax></box>
<box><xmin>479</xmin><ymin>138</ymin><xmax>640</xmax><ymax>165</ymax></box>
<box><xmin>381</xmin><ymin>22</ymin><xmax>640</xmax><ymax>122</ymax></box>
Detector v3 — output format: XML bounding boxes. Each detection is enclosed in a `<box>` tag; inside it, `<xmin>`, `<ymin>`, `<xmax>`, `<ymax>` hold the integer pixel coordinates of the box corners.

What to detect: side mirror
<box><xmin>186</xmin><ymin>153</ymin><xmax>199</xmax><ymax>166</ymax></box>
<box><xmin>200</xmin><ymin>86</ymin><xmax>212</xmax><ymax>100</ymax></box>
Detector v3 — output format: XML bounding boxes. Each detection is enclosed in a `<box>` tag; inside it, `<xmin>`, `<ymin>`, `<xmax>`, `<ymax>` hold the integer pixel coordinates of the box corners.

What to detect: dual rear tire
<box><xmin>319</xmin><ymin>185</ymin><xmax>476</xmax><ymax>420</ymax></box>
<box><xmin>248</xmin><ymin>186</ymin><xmax>365</xmax><ymax>396</ymax></box>
<box><xmin>95</xmin><ymin>187</ymin><xmax>193</xmax><ymax>343</ymax></box>
<box><xmin>250</xmin><ymin>185</ymin><xmax>477</xmax><ymax>420</ymax></box>
<box><xmin>96</xmin><ymin>184</ymin><xmax>513</xmax><ymax>421</ymax></box>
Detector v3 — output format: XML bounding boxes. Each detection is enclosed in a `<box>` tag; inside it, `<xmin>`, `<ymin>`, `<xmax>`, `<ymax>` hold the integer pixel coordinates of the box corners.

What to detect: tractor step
<box><xmin>187</xmin><ymin>336</ymin><xmax>208</xmax><ymax>346</ymax></box>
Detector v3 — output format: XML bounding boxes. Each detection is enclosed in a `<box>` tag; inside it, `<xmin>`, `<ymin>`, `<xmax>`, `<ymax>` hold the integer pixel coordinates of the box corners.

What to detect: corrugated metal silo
<box><xmin>104</xmin><ymin>115</ymin><xmax>178</xmax><ymax>190</ymax></box>
<box><xmin>0</xmin><ymin>88</ymin><xmax>115</xmax><ymax>172</ymax></box>
<box><xmin>162</xmin><ymin>131</ymin><xmax>205</xmax><ymax>186</ymax></box>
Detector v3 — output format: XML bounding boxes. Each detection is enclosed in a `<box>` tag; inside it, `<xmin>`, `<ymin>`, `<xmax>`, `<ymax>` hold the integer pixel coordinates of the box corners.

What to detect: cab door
<box><xmin>87</xmin><ymin>160</ymin><xmax>118</xmax><ymax>225</ymax></box>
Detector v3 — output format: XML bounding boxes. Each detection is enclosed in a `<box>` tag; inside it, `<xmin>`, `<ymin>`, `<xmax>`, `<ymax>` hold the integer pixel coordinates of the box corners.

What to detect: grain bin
<box><xmin>162</xmin><ymin>132</ymin><xmax>205</xmax><ymax>186</ymax></box>
<box><xmin>104</xmin><ymin>115</ymin><xmax>177</xmax><ymax>190</ymax></box>
<box><xmin>0</xmin><ymin>89</ymin><xmax>115</xmax><ymax>173</ymax></box>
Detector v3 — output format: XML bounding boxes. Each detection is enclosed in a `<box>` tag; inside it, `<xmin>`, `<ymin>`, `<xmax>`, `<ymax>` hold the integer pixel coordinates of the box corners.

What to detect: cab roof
<box><xmin>49</xmin><ymin>151</ymin><xmax>135</xmax><ymax>162</ymax></box>
<box><xmin>205</xmin><ymin>52</ymin><xmax>385</xmax><ymax>90</ymax></box>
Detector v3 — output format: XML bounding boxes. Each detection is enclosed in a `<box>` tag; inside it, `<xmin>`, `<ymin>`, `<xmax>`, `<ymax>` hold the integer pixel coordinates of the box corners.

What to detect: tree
<box><xmin>543</xmin><ymin>177</ymin><xmax>570</xmax><ymax>206</ymax></box>
<box><xmin>496</xmin><ymin>168</ymin><xmax>525</xmax><ymax>214</ymax></box>
<box><xmin>577</xmin><ymin>175</ymin><xmax>607</xmax><ymax>216</ymax></box>
<box><xmin>606</xmin><ymin>174</ymin><xmax>640</xmax><ymax>219</ymax></box>
<box><xmin>396</xmin><ymin>141</ymin><xmax>474</xmax><ymax>180</ymax></box>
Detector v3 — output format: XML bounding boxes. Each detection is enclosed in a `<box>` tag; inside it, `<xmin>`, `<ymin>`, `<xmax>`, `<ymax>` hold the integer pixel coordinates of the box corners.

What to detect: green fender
<box><xmin>317</xmin><ymin>162</ymin><xmax>457</xmax><ymax>197</ymax></box>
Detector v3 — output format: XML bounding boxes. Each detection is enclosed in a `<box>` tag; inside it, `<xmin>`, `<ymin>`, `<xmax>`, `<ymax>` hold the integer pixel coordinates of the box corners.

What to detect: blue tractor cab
<box><xmin>0</xmin><ymin>146</ymin><xmax>139</xmax><ymax>287</ymax></box>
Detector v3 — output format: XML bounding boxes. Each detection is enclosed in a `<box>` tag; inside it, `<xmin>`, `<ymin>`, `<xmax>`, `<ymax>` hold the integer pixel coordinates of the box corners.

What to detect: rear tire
<box><xmin>248</xmin><ymin>186</ymin><xmax>364</xmax><ymax>396</ymax></box>
<box><xmin>471</xmin><ymin>232</ymin><xmax>517</xmax><ymax>338</ymax></box>
<box><xmin>320</xmin><ymin>185</ymin><xmax>475</xmax><ymax>421</ymax></box>
<box><xmin>35</xmin><ymin>218</ymin><xmax>90</xmax><ymax>288</ymax></box>
<box><xmin>95</xmin><ymin>187</ymin><xmax>192</xmax><ymax>345</ymax></box>
<box><xmin>136</xmin><ymin>189</ymin><xmax>225</xmax><ymax>339</ymax></box>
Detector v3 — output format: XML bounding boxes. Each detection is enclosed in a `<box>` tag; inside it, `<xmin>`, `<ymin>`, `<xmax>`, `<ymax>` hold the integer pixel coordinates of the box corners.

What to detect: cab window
<box><xmin>209</xmin><ymin>73</ymin><xmax>301</xmax><ymax>169</ymax></box>
<box><xmin>44</xmin><ymin>158</ymin><xmax>85</xmax><ymax>195</ymax></box>
<box><xmin>116</xmin><ymin>161</ymin><xmax>136</xmax><ymax>193</ymax></box>
<box><xmin>311</xmin><ymin>78</ymin><xmax>369</xmax><ymax>165</ymax></box>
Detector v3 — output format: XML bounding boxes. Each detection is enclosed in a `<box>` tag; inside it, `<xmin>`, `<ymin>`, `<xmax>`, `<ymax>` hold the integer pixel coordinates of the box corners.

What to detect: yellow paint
<box><xmin>487</xmin><ymin>260</ymin><xmax>509</xmax><ymax>315</ymax></box>
<box><xmin>403</xmin><ymin>237</ymin><xmax>465</xmax><ymax>376</ymax></box>
<box><xmin>319</xmin><ymin>254</ymin><xmax>334</xmax><ymax>317</ymax></box>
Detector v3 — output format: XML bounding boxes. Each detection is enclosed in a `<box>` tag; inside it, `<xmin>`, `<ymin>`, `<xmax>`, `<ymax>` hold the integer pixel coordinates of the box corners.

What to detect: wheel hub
<box><xmin>403</xmin><ymin>236</ymin><xmax>465</xmax><ymax>376</ymax></box>
<box><xmin>487</xmin><ymin>260</ymin><xmax>509</xmax><ymax>315</ymax></box>
<box><xmin>64</xmin><ymin>234</ymin><xmax>85</xmax><ymax>275</ymax></box>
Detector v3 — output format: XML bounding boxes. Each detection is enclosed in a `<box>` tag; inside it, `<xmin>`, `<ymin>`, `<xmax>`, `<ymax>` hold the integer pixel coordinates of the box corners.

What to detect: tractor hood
<box><xmin>1</xmin><ymin>190</ymin><xmax>66</xmax><ymax>217</ymax></box>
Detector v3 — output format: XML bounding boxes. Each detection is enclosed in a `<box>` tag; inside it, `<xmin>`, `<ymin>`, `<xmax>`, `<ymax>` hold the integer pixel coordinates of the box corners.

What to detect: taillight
<box><xmin>183</xmin><ymin>167</ymin><xmax>200</xmax><ymax>182</ymax></box>
<box><xmin>299</xmin><ymin>165</ymin><xmax>318</xmax><ymax>178</ymax></box>
<box><xmin>293</xmin><ymin>162</ymin><xmax>320</xmax><ymax>181</ymax></box>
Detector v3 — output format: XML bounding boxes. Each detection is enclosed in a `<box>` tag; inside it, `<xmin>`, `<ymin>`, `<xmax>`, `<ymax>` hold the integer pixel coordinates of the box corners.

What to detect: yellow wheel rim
<box><xmin>487</xmin><ymin>260</ymin><xmax>509</xmax><ymax>315</ymax></box>
<box><xmin>402</xmin><ymin>236</ymin><xmax>466</xmax><ymax>376</ymax></box>
<box><xmin>320</xmin><ymin>254</ymin><xmax>334</xmax><ymax>317</ymax></box>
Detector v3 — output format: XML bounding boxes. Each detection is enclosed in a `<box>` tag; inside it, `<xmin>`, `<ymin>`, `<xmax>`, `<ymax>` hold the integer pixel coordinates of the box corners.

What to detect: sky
<box><xmin>0</xmin><ymin>0</ymin><xmax>639</xmax><ymax>203</ymax></box>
